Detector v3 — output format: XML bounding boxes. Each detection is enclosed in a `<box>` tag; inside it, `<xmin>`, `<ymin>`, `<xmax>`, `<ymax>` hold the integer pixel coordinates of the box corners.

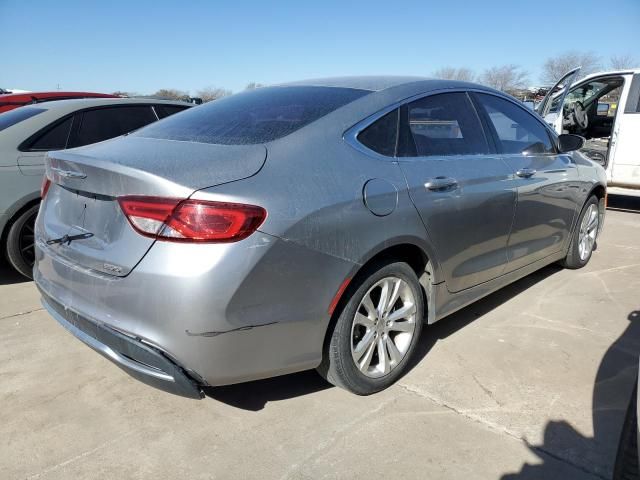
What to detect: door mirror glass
<box><xmin>557</xmin><ymin>134</ymin><xmax>585</xmax><ymax>153</ymax></box>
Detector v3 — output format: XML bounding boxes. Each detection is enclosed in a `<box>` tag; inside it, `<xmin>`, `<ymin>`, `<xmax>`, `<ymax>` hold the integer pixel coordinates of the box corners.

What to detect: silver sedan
<box><xmin>34</xmin><ymin>77</ymin><xmax>607</xmax><ymax>398</ymax></box>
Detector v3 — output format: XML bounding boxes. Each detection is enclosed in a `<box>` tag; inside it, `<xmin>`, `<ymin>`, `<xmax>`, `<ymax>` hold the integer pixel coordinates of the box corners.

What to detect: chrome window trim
<box><xmin>344</xmin><ymin>87</ymin><xmax>559</xmax><ymax>161</ymax></box>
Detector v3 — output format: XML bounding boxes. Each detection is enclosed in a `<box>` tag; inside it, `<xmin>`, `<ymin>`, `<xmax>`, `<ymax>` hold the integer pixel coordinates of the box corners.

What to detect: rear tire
<box><xmin>561</xmin><ymin>195</ymin><xmax>599</xmax><ymax>269</ymax></box>
<box><xmin>5</xmin><ymin>204</ymin><xmax>39</xmax><ymax>279</ymax></box>
<box><xmin>318</xmin><ymin>261</ymin><xmax>424</xmax><ymax>395</ymax></box>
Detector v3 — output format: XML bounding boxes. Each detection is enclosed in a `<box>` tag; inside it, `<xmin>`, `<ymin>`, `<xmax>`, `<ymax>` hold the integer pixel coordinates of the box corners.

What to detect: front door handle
<box><xmin>516</xmin><ymin>168</ymin><xmax>536</xmax><ymax>178</ymax></box>
<box><xmin>424</xmin><ymin>176</ymin><xmax>458</xmax><ymax>191</ymax></box>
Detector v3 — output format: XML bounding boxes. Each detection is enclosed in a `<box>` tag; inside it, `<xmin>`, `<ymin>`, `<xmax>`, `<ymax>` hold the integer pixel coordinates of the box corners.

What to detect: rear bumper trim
<box><xmin>40</xmin><ymin>290</ymin><xmax>204</xmax><ymax>399</ymax></box>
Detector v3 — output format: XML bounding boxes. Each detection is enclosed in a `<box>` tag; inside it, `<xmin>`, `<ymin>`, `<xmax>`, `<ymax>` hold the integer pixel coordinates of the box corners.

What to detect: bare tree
<box><xmin>152</xmin><ymin>89</ymin><xmax>189</xmax><ymax>100</ymax></box>
<box><xmin>111</xmin><ymin>91</ymin><xmax>138</xmax><ymax>97</ymax></box>
<box><xmin>541</xmin><ymin>51</ymin><xmax>601</xmax><ymax>84</ymax></box>
<box><xmin>479</xmin><ymin>65</ymin><xmax>529</xmax><ymax>94</ymax></box>
<box><xmin>610</xmin><ymin>54</ymin><xmax>638</xmax><ymax>70</ymax></box>
<box><xmin>432</xmin><ymin>67</ymin><xmax>475</xmax><ymax>82</ymax></box>
<box><xmin>197</xmin><ymin>86</ymin><xmax>232</xmax><ymax>102</ymax></box>
<box><xmin>245</xmin><ymin>82</ymin><xmax>265</xmax><ymax>90</ymax></box>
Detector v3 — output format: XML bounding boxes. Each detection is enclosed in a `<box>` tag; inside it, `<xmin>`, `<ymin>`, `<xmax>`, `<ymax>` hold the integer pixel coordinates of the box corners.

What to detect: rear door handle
<box><xmin>424</xmin><ymin>176</ymin><xmax>458</xmax><ymax>191</ymax></box>
<box><xmin>516</xmin><ymin>168</ymin><xmax>536</xmax><ymax>178</ymax></box>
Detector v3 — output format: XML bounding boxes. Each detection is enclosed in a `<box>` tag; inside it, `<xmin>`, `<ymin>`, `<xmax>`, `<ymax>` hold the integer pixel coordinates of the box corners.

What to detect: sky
<box><xmin>1</xmin><ymin>0</ymin><xmax>638</xmax><ymax>94</ymax></box>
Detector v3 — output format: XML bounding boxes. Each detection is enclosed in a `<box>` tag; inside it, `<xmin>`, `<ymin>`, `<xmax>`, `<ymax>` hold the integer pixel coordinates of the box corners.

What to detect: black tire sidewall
<box><xmin>565</xmin><ymin>195</ymin><xmax>599</xmax><ymax>269</ymax></box>
<box><xmin>329</xmin><ymin>261</ymin><xmax>424</xmax><ymax>395</ymax></box>
<box><xmin>6</xmin><ymin>204</ymin><xmax>39</xmax><ymax>279</ymax></box>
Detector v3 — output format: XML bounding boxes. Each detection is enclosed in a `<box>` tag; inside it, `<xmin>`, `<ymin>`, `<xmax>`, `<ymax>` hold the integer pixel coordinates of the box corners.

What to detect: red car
<box><xmin>0</xmin><ymin>91</ymin><xmax>117</xmax><ymax>113</ymax></box>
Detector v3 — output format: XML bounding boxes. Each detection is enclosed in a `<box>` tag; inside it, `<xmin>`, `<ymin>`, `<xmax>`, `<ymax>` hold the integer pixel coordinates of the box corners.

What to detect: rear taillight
<box><xmin>118</xmin><ymin>196</ymin><xmax>267</xmax><ymax>243</ymax></box>
<box><xmin>40</xmin><ymin>177</ymin><xmax>51</xmax><ymax>199</ymax></box>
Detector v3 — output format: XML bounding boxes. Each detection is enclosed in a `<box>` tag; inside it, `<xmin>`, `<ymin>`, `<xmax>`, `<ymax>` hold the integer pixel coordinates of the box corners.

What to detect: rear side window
<box><xmin>155</xmin><ymin>105</ymin><xmax>189</xmax><ymax>119</ymax></box>
<box><xmin>398</xmin><ymin>93</ymin><xmax>489</xmax><ymax>157</ymax></box>
<box><xmin>357</xmin><ymin>109</ymin><xmax>399</xmax><ymax>156</ymax></box>
<box><xmin>136</xmin><ymin>86</ymin><xmax>369</xmax><ymax>145</ymax></box>
<box><xmin>73</xmin><ymin>106</ymin><xmax>157</xmax><ymax>147</ymax></box>
<box><xmin>0</xmin><ymin>107</ymin><xmax>46</xmax><ymax>132</ymax></box>
<box><xmin>476</xmin><ymin>93</ymin><xmax>556</xmax><ymax>155</ymax></box>
<box><xmin>29</xmin><ymin>117</ymin><xmax>73</xmax><ymax>150</ymax></box>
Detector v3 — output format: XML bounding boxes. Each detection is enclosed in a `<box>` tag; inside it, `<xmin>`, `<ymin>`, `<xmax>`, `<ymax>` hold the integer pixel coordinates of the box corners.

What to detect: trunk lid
<box><xmin>37</xmin><ymin>136</ymin><xmax>266</xmax><ymax>276</ymax></box>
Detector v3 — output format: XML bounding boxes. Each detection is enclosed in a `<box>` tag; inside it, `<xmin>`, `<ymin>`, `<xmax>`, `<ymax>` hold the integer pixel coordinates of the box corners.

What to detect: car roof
<box><xmin>279</xmin><ymin>76</ymin><xmax>434</xmax><ymax>91</ymax></box>
<box><xmin>0</xmin><ymin>91</ymin><xmax>115</xmax><ymax>100</ymax></box>
<box><xmin>277</xmin><ymin>75</ymin><xmax>499</xmax><ymax>96</ymax></box>
<box><xmin>575</xmin><ymin>69</ymin><xmax>640</xmax><ymax>85</ymax></box>
<box><xmin>21</xmin><ymin>97</ymin><xmax>192</xmax><ymax>115</ymax></box>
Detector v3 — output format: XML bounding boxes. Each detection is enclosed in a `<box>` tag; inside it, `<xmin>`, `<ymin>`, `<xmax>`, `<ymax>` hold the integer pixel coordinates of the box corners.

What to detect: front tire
<box><xmin>5</xmin><ymin>204</ymin><xmax>39</xmax><ymax>279</ymax></box>
<box><xmin>561</xmin><ymin>195</ymin><xmax>599</xmax><ymax>269</ymax></box>
<box><xmin>318</xmin><ymin>261</ymin><xmax>424</xmax><ymax>395</ymax></box>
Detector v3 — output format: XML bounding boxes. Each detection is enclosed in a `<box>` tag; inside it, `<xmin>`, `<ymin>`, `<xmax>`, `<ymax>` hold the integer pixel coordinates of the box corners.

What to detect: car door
<box><xmin>610</xmin><ymin>73</ymin><xmax>640</xmax><ymax>188</ymax></box>
<box><xmin>537</xmin><ymin>67</ymin><xmax>581</xmax><ymax>133</ymax></box>
<box><xmin>397</xmin><ymin>92</ymin><xmax>516</xmax><ymax>293</ymax></box>
<box><xmin>473</xmin><ymin>92</ymin><xmax>580</xmax><ymax>271</ymax></box>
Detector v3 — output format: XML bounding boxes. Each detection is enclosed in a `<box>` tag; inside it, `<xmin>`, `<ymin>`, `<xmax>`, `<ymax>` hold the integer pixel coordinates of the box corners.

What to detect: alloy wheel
<box><xmin>350</xmin><ymin>276</ymin><xmax>417</xmax><ymax>378</ymax></box>
<box><xmin>578</xmin><ymin>203</ymin><xmax>598</xmax><ymax>261</ymax></box>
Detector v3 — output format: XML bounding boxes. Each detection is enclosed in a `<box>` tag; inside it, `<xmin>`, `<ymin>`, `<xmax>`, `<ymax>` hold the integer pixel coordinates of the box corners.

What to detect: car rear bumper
<box><xmin>40</xmin><ymin>287</ymin><xmax>205</xmax><ymax>399</ymax></box>
<box><xmin>34</xmin><ymin>229</ymin><xmax>355</xmax><ymax>389</ymax></box>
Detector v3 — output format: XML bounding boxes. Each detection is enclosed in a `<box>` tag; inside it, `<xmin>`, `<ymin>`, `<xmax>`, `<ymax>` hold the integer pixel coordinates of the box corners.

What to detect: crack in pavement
<box><xmin>395</xmin><ymin>382</ymin><xmax>606</xmax><ymax>480</ymax></box>
<box><xmin>0</xmin><ymin>307</ymin><xmax>44</xmax><ymax>321</ymax></box>
<box><xmin>471</xmin><ymin>374</ymin><xmax>504</xmax><ymax>407</ymax></box>
<box><xmin>25</xmin><ymin>431</ymin><xmax>137</xmax><ymax>479</ymax></box>
<box><xmin>279</xmin><ymin>395</ymin><xmax>398</xmax><ymax>480</ymax></box>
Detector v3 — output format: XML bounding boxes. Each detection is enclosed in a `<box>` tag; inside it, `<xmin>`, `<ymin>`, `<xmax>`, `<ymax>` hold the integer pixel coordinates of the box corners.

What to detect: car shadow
<box><xmin>0</xmin><ymin>259</ymin><xmax>30</xmax><ymax>285</ymax></box>
<box><xmin>202</xmin><ymin>370</ymin><xmax>332</xmax><ymax>411</ymax></box>
<box><xmin>501</xmin><ymin>310</ymin><xmax>640</xmax><ymax>479</ymax></box>
<box><xmin>608</xmin><ymin>194</ymin><xmax>640</xmax><ymax>213</ymax></box>
<box><xmin>405</xmin><ymin>264</ymin><xmax>563</xmax><ymax>373</ymax></box>
<box><xmin>205</xmin><ymin>264</ymin><xmax>562</xmax><ymax>411</ymax></box>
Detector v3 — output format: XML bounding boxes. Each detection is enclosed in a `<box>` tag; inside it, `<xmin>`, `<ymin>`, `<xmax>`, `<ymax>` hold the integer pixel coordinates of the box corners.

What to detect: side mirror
<box><xmin>558</xmin><ymin>134</ymin><xmax>585</xmax><ymax>153</ymax></box>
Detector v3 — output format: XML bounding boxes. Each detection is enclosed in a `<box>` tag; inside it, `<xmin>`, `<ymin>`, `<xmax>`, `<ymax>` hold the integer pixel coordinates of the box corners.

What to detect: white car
<box><xmin>0</xmin><ymin>98</ymin><xmax>191</xmax><ymax>277</ymax></box>
<box><xmin>538</xmin><ymin>67</ymin><xmax>640</xmax><ymax>196</ymax></box>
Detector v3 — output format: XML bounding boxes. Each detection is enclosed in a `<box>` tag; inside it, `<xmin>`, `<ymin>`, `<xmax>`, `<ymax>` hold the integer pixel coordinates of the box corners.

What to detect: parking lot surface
<box><xmin>1</xmin><ymin>197</ymin><xmax>639</xmax><ymax>480</ymax></box>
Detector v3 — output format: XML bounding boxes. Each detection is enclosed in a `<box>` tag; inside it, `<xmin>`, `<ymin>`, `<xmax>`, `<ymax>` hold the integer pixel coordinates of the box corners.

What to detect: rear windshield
<box><xmin>0</xmin><ymin>107</ymin><xmax>46</xmax><ymax>132</ymax></box>
<box><xmin>135</xmin><ymin>86</ymin><xmax>369</xmax><ymax>145</ymax></box>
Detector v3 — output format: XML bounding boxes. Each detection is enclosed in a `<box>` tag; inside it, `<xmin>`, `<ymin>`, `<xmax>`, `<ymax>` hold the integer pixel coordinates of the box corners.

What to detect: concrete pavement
<box><xmin>1</xmin><ymin>197</ymin><xmax>639</xmax><ymax>479</ymax></box>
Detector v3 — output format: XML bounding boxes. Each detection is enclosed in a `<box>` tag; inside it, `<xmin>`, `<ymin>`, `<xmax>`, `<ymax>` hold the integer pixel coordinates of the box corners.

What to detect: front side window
<box><xmin>29</xmin><ymin>117</ymin><xmax>73</xmax><ymax>151</ymax></box>
<box><xmin>73</xmin><ymin>106</ymin><xmax>157</xmax><ymax>147</ymax></box>
<box><xmin>476</xmin><ymin>93</ymin><xmax>555</xmax><ymax>155</ymax></box>
<box><xmin>398</xmin><ymin>92</ymin><xmax>489</xmax><ymax>157</ymax></box>
<box><xmin>0</xmin><ymin>107</ymin><xmax>46</xmax><ymax>132</ymax></box>
<box><xmin>357</xmin><ymin>108</ymin><xmax>399</xmax><ymax>156</ymax></box>
<box><xmin>135</xmin><ymin>86</ymin><xmax>369</xmax><ymax>145</ymax></box>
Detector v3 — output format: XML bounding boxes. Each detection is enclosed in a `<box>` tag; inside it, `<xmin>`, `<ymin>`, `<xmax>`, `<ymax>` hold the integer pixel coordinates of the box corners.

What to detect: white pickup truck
<box><xmin>538</xmin><ymin>67</ymin><xmax>640</xmax><ymax>196</ymax></box>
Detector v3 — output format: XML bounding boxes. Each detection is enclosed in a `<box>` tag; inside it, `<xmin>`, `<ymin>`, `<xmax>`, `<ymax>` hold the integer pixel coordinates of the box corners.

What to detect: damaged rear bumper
<box><xmin>40</xmin><ymin>289</ymin><xmax>204</xmax><ymax>399</ymax></box>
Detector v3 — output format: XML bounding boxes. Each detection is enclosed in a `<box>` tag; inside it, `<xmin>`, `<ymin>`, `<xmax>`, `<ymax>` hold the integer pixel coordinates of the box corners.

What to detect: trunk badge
<box><xmin>103</xmin><ymin>263</ymin><xmax>123</xmax><ymax>274</ymax></box>
<box><xmin>51</xmin><ymin>167</ymin><xmax>87</xmax><ymax>179</ymax></box>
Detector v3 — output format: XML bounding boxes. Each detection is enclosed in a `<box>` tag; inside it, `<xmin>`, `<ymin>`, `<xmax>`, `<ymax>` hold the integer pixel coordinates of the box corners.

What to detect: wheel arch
<box><xmin>588</xmin><ymin>183</ymin><xmax>606</xmax><ymax>201</ymax></box>
<box><xmin>354</xmin><ymin>236</ymin><xmax>442</xmax><ymax>286</ymax></box>
<box><xmin>323</xmin><ymin>238</ymin><xmax>441</xmax><ymax>358</ymax></box>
